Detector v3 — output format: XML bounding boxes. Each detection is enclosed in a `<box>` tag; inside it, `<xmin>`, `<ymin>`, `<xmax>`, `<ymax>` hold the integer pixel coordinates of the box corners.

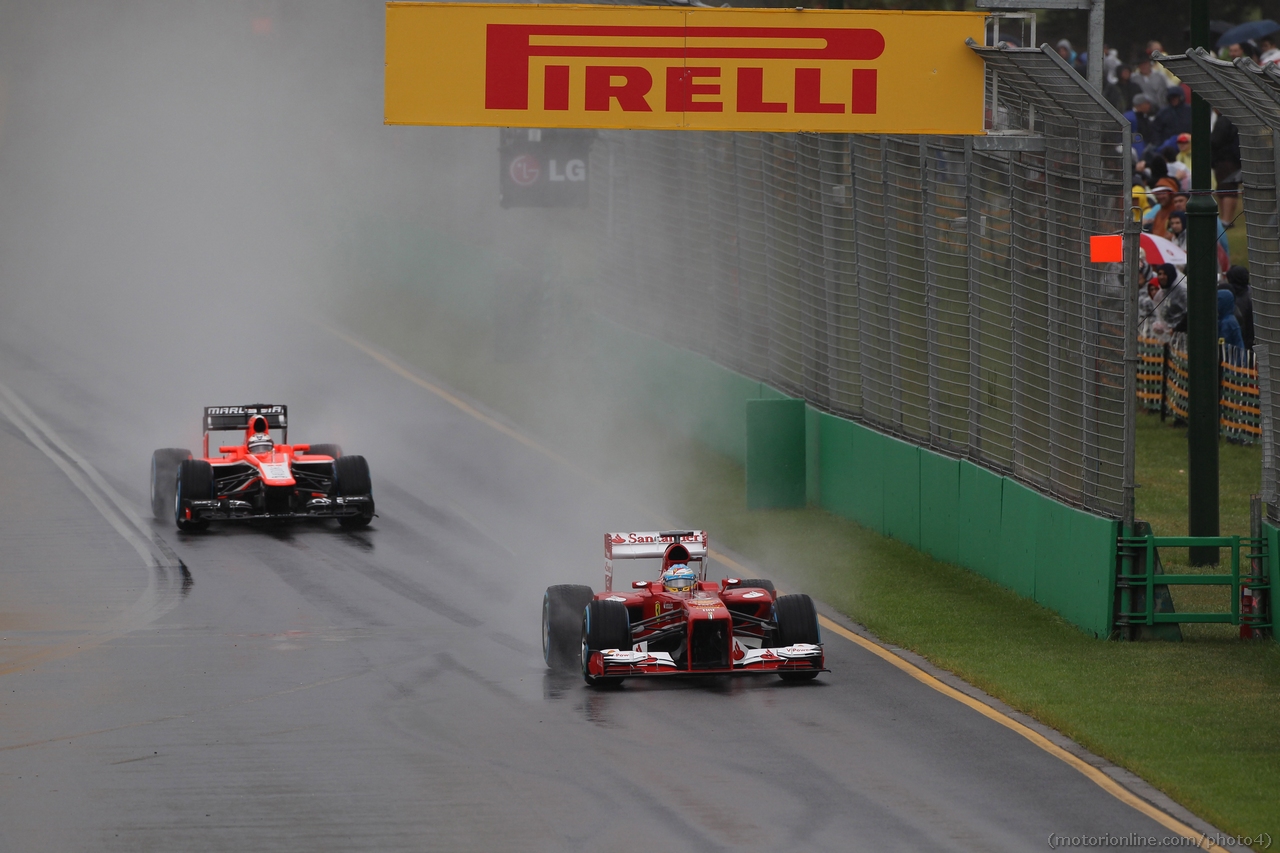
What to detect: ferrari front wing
<box><xmin>587</xmin><ymin>643</ymin><xmax>825</xmax><ymax>678</ymax></box>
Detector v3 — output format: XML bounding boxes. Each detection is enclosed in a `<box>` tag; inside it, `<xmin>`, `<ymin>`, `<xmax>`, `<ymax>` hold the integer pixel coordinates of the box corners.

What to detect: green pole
<box><xmin>1186</xmin><ymin>0</ymin><xmax>1219</xmax><ymax>564</ymax></box>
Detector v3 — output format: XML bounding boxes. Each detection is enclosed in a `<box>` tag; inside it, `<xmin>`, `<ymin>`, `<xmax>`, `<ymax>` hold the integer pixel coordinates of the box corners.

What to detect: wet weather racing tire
<box><xmin>773</xmin><ymin>593</ymin><xmax>821</xmax><ymax>682</ymax></box>
<box><xmin>736</xmin><ymin>578</ymin><xmax>775</xmax><ymax>594</ymax></box>
<box><xmin>151</xmin><ymin>448</ymin><xmax>191</xmax><ymax>521</ymax></box>
<box><xmin>581</xmin><ymin>599</ymin><xmax>631</xmax><ymax>687</ymax></box>
<box><xmin>334</xmin><ymin>454</ymin><xmax>373</xmax><ymax>529</ymax></box>
<box><xmin>174</xmin><ymin>458</ymin><xmax>213</xmax><ymax>532</ymax></box>
<box><xmin>308</xmin><ymin>443</ymin><xmax>342</xmax><ymax>459</ymax></box>
<box><xmin>542</xmin><ymin>584</ymin><xmax>593</xmax><ymax>672</ymax></box>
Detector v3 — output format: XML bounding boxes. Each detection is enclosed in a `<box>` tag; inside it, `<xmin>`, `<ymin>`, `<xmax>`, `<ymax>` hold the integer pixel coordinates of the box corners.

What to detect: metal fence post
<box><xmin>921</xmin><ymin>136</ymin><xmax>941</xmax><ymax>446</ymax></box>
<box><xmin>882</xmin><ymin>136</ymin><xmax>903</xmax><ymax>429</ymax></box>
<box><xmin>1122</xmin><ymin>204</ymin><xmax>1140</xmax><ymax>530</ymax></box>
<box><xmin>964</xmin><ymin>136</ymin><xmax>982</xmax><ymax>462</ymax></box>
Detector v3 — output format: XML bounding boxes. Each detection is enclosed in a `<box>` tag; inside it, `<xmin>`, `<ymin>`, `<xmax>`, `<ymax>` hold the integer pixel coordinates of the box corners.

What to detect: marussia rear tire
<box><xmin>334</xmin><ymin>455</ymin><xmax>373</xmax><ymax>529</ymax></box>
<box><xmin>581</xmin><ymin>599</ymin><xmax>631</xmax><ymax>687</ymax></box>
<box><xmin>174</xmin><ymin>458</ymin><xmax>213</xmax><ymax>532</ymax></box>
<box><xmin>542</xmin><ymin>584</ymin><xmax>593</xmax><ymax>672</ymax></box>
<box><xmin>773</xmin><ymin>593</ymin><xmax>821</xmax><ymax>682</ymax></box>
<box><xmin>151</xmin><ymin>448</ymin><xmax>191</xmax><ymax>521</ymax></box>
<box><xmin>308</xmin><ymin>443</ymin><xmax>342</xmax><ymax>460</ymax></box>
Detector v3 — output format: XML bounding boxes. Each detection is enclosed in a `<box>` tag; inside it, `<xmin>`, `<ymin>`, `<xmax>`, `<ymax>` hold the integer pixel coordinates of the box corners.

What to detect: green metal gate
<box><xmin>1116</xmin><ymin>523</ymin><xmax>1272</xmax><ymax>638</ymax></box>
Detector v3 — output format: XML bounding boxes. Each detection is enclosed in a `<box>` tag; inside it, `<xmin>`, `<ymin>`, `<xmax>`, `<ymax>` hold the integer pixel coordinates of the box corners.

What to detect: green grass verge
<box><xmin>339</xmin><ymin>274</ymin><xmax>1280</xmax><ymax>845</ymax></box>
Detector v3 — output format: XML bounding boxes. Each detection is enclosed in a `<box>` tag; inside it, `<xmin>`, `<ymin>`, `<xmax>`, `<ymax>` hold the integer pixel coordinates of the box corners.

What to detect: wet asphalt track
<box><xmin>0</xmin><ymin>325</ymin><xmax>1190</xmax><ymax>853</ymax></box>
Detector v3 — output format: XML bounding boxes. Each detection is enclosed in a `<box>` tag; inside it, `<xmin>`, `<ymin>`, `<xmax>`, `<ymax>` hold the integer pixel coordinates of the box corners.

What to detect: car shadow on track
<box><xmin>542</xmin><ymin>669</ymin><xmax>828</xmax><ymax>722</ymax></box>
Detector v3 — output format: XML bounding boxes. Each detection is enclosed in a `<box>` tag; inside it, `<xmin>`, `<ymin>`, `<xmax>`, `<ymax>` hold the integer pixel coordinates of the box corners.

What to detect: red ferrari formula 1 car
<box><xmin>542</xmin><ymin>530</ymin><xmax>825</xmax><ymax>686</ymax></box>
<box><xmin>150</xmin><ymin>404</ymin><xmax>374</xmax><ymax>531</ymax></box>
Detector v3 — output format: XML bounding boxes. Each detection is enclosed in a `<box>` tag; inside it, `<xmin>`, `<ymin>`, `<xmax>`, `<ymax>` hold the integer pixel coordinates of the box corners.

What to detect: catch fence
<box><xmin>591</xmin><ymin>44</ymin><xmax>1134</xmax><ymax>519</ymax></box>
<box><xmin>1160</xmin><ymin>51</ymin><xmax>1280</xmax><ymax>522</ymax></box>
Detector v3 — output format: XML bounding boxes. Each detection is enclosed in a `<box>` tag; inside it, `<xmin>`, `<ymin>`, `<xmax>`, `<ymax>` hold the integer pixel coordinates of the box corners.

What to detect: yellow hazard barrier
<box><xmin>1140</xmin><ymin>327</ymin><xmax>1260</xmax><ymax>444</ymax></box>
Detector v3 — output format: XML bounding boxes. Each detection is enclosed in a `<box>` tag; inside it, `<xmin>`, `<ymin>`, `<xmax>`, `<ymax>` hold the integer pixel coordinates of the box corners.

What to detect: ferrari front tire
<box><xmin>773</xmin><ymin>593</ymin><xmax>821</xmax><ymax>682</ymax></box>
<box><xmin>542</xmin><ymin>584</ymin><xmax>593</xmax><ymax>671</ymax></box>
<box><xmin>151</xmin><ymin>448</ymin><xmax>191</xmax><ymax>521</ymax></box>
<box><xmin>174</xmin><ymin>458</ymin><xmax>213</xmax><ymax>532</ymax></box>
<box><xmin>581</xmin><ymin>599</ymin><xmax>631</xmax><ymax>687</ymax></box>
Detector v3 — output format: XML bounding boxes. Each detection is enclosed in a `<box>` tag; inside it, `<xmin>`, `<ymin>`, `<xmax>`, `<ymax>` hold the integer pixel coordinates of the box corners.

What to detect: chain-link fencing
<box><xmin>1159</xmin><ymin>50</ymin><xmax>1280</xmax><ymax>521</ymax></box>
<box><xmin>591</xmin><ymin>44</ymin><xmax>1133</xmax><ymax>519</ymax></box>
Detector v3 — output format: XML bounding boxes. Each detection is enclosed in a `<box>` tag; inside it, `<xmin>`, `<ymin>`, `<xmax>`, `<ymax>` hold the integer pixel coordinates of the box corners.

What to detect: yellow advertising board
<box><xmin>385</xmin><ymin>4</ymin><xmax>986</xmax><ymax>134</ymax></box>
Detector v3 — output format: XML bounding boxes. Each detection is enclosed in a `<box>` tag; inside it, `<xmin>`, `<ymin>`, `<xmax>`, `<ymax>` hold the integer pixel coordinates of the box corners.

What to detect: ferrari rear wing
<box><xmin>604</xmin><ymin>530</ymin><xmax>707</xmax><ymax>592</ymax></box>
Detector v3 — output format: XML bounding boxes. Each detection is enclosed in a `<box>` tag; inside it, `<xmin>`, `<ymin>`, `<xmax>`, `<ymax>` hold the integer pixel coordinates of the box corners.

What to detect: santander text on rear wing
<box><xmin>604</xmin><ymin>530</ymin><xmax>707</xmax><ymax>591</ymax></box>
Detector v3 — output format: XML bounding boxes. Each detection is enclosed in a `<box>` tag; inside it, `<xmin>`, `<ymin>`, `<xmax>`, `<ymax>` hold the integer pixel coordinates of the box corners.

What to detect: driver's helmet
<box><xmin>248</xmin><ymin>432</ymin><xmax>274</xmax><ymax>455</ymax></box>
<box><xmin>661</xmin><ymin>563</ymin><xmax>697</xmax><ymax>593</ymax></box>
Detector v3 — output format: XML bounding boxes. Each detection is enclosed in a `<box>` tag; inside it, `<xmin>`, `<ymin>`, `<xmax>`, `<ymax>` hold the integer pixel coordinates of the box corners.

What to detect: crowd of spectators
<box><xmin>1061</xmin><ymin>37</ymin><xmax>1256</xmax><ymax>353</ymax></box>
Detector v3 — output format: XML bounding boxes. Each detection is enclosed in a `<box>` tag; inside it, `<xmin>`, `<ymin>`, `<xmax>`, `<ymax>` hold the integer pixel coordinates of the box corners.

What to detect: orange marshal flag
<box><xmin>385</xmin><ymin>4</ymin><xmax>986</xmax><ymax>133</ymax></box>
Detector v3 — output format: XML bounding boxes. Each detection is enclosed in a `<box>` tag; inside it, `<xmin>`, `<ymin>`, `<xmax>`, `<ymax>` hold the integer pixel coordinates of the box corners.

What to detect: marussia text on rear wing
<box><xmin>204</xmin><ymin>405</ymin><xmax>288</xmax><ymax>434</ymax></box>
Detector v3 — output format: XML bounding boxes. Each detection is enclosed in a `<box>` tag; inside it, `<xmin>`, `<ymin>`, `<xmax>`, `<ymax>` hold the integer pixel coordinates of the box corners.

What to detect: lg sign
<box><xmin>509</xmin><ymin>155</ymin><xmax>585</xmax><ymax>185</ymax></box>
<box><xmin>499</xmin><ymin>128</ymin><xmax>593</xmax><ymax>208</ymax></box>
<box><xmin>385</xmin><ymin>5</ymin><xmax>985</xmax><ymax>134</ymax></box>
<box><xmin>508</xmin><ymin>154</ymin><xmax>539</xmax><ymax>186</ymax></box>
<box><xmin>484</xmin><ymin>25</ymin><xmax>882</xmax><ymax>116</ymax></box>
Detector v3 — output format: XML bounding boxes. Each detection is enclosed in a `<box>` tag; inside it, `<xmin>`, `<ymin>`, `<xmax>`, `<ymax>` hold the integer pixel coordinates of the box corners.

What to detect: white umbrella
<box><xmin>1141</xmin><ymin>233</ymin><xmax>1187</xmax><ymax>267</ymax></box>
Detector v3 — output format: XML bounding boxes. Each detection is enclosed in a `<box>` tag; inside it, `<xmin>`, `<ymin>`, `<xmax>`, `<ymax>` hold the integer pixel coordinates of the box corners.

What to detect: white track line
<box><xmin>0</xmin><ymin>381</ymin><xmax>187</xmax><ymax>650</ymax></box>
<box><xmin>0</xmin><ymin>383</ymin><xmax>162</xmax><ymax>569</ymax></box>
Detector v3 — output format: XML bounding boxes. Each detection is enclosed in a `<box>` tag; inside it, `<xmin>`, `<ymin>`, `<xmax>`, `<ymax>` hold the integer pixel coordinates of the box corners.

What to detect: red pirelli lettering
<box><xmin>544</xmin><ymin>65</ymin><xmax>570</xmax><ymax>110</ymax></box>
<box><xmin>666</xmin><ymin>67</ymin><xmax>723</xmax><ymax>112</ymax></box>
<box><xmin>484</xmin><ymin>24</ymin><xmax>885</xmax><ymax>111</ymax></box>
<box><xmin>585</xmin><ymin>66</ymin><xmax>653</xmax><ymax>111</ymax></box>
<box><xmin>794</xmin><ymin>68</ymin><xmax>843</xmax><ymax>113</ymax></box>
<box><xmin>737</xmin><ymin>67</ymin><xmax>786</xmax><ymax>113</ymax></box>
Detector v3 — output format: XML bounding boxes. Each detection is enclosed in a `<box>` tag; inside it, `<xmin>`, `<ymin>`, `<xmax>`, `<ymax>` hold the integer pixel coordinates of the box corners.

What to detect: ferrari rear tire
<box><xmin>581</xmin><ymin>599</ymin><xmax>631</xmax><ymax>687</ymax></box>
<box><xmin>773</xmin><ymin>593</ymin><xmax>821</xmax><ymax>682</ymax></box>
<box><xmin>308</xmin><ymin>443</ymin><xmax>343</xmax><ymax>459</ymax></box>
<box><xmin>335</xmin><ymin>455</ymin><xmax>373</xmax><ymax>529</ymax></box>
<box><xmin>151</xmin><ymin>448</ymin><xmax>191</xmax><ymax>521</ymax></box>
<box><xmin>736</xmin><ymin>578</ymin><xmax>776</xmax><ymax>594</ymax></box>
<box><xmin>542</xmin><ymin>584</ymin><xmax>593</xmax><ymax>671</ymax></box>
<box><xmin>174</xmin><ymin>458</ymin><xmax>213</xmax><ymax>532</ymax></box>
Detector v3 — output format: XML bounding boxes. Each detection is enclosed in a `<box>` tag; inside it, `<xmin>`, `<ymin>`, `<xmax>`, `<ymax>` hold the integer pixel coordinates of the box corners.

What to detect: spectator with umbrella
<box><xmin>1216</xmin><ymin>20</ymin><xmax>1280</xmax><ymax>62</ymax></box>
<box><xmin>1155</xmin><ymin>264</ymin><xmax>1188</xmax><ymax>333</ymax></box>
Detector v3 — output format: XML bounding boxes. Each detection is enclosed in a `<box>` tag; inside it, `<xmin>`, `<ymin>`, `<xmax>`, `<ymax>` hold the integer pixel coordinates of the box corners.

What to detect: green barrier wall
<box><xmin>746</xmin><ymin>399</ymin><xmax>807</xmax><ymax>509</ymax></box>
<box><xmin>1267</xmin><ymin>522</ymin><xmax>1280</xmax><ymax>646</ymax></box>
<box><xmin>597</xmin><ymin>321</ymin><xmax>1120</xmax><ymax>637</ymax></box>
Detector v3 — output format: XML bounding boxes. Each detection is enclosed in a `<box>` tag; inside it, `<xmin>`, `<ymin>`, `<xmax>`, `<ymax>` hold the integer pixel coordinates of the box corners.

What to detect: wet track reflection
<box><xmin>0</xmin><ymin>320</ymin><xmax>1202</xmax><ymax>852</ymax></box>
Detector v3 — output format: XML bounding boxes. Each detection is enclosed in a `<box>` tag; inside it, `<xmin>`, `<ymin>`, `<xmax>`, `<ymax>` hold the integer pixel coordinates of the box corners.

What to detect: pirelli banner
<box><xmin>385</xmin><ymin>4</ymin><xmax>986</xmax><ymax>134</ymax></box>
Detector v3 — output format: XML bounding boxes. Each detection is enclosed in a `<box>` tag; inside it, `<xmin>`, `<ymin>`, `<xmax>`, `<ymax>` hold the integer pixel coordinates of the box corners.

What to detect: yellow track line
<box><xmin>815</xmin><ymin>616</ymin><xmax>1226</xmax><ymax>852</ymax></box>
<box><xmin>326</xmin><ymin>322</ymin><xmax>1226</xmax><ymax>852</ymax></box>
